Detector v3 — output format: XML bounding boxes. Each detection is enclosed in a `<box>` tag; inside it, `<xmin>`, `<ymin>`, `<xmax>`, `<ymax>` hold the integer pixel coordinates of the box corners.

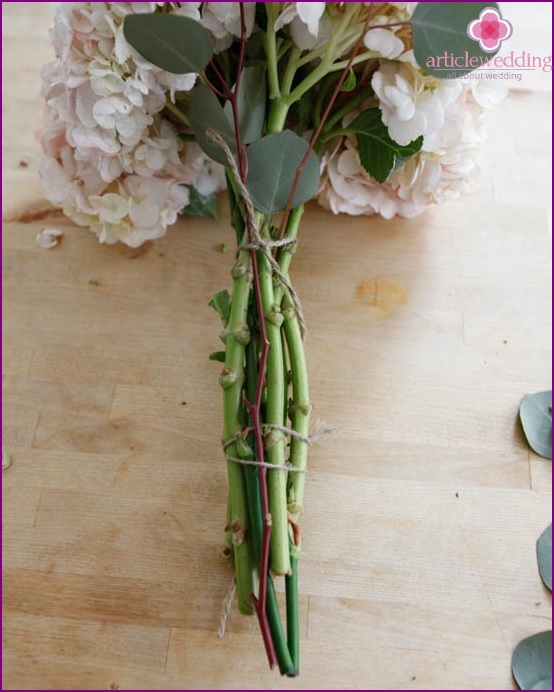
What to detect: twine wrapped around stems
<box><xmin>206</xmin><ymin>130</ymin><xmax>307</xmax><ymax>337</ymax></box>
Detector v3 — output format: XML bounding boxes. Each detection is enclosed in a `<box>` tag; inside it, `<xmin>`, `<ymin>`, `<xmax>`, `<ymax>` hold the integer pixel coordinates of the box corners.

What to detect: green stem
<box><xmin>244</xmin><ymin>315</ymin><xmax>263</xmax><ymax>564</ymax></box>
<box><xmin>329</xmin><ymin>51</ymin><xmax>377</xmax><ymax>72</ymax></box>
<box><xmin>263</xmin><ymin>3</ymin><xmax>281</xmax><ymax>100</ymax></box>
<box><xmin>273</xmin><ymin>209</ymin><xmax>311</xmax><ymax>519</ymax></box>
<box><xmin>245</xmin><ymin>235</ymin><xmax>293</xmax><ymax>676</ymax></box>
<box><xmin>284</xmin><ymin>61</ymin><xmax>330</xmax><ymax>108</ymax></box>
<box><xmin>285</xmin><ymin>554</ymin><xmax>300</xmax><ymax>672</ymax></box>
<box><xmin>282</xmin><ymin>296</ymin><xmax>310</xmax><ymax>520</ymax></box>
<box><xmin>313</xmin><ymin>75</ymin><xmax>335</xmax><ymax>129</ymax></box>
<box><xmin>266</xmin><ymin>99</ymin><xmax>290</xmax><ymax>135</ymax></box>
<box><xmin>222</xmin><ymin>248</ymin><xmax>255</xmax><ymax>615</ymax></box>
<box><xmin>164</xmin><ymin>96</ymin><xmax>190</xmax><ymax>127</ymax></box>
<box><xmin>267</xmin><ymin>577</ymin><xmax>296</xmax><ymax>675</ymax></box>
<box><xmin>281</xmin><ymin>45</ymin><xmax>301</xmax><ymax>96</ymax></box>
<box><xmin>258</xmin><ymin>228</ymin><xmax>291</xmax><ymax>577</ymax></box>
<box><xmin>275</xmin><ymin>207</ymin><xmax>307</xmax><ymax>673</ymax></box>
<box><xmin>224</xmin><ymin>493</ymin><xmax>233</xmax><ymax>555</ymax></box>
<box><xmin>322</xmin><ymin>88</ymin><xmax>373</xmax><ymax>135</ymax></box>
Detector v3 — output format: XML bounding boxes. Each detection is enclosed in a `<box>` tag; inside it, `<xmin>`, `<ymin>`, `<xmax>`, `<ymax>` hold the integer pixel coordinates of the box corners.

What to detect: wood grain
<box><xmin>2</xmin><ymin>2</ymin><xmax>552</xmax><ymax>690</ymax></box>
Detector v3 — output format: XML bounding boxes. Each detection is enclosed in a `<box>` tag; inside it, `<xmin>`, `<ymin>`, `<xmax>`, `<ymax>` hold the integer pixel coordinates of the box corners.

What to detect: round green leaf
<box><xmin>224</xmin><ymin>65</ymin><xmax>267</xmax><ymax>145</ymax></box>
<box><xmin>246</xmin><ymin>131</ymin><xmax>320</xmax><ymax>213</ymax></box>
<box><xmin>537</xmin><ymin>524</ymin><xmax>552</xmax><ymax>591</ymax></box>
<box><xmin>519</xmin><ymin>391</ymin><xmax>552</xmax><ymax>459</ymax></box>
<box><xmin>123</xmin><ymin>14</ymin><xmax>213</xmax><ymax>74</ymax></box>
<box><xmin>411</xmin><ymin>2</ymin><xmax>501</xmax><ymax>78</ymax></box>
<box><xmin>347</xmin><ymin>109</ymin><xmax>422</xmax><ymax>183</ymax></box>
<box><xmin>189</xmin><ymin>85</ymin><xmax>237</xmax><ymax>166</ymax></box>
<box><xmin>512</xmin><ymin>631</ymin><xmax>552</xmax><ymax>691</ymax></box>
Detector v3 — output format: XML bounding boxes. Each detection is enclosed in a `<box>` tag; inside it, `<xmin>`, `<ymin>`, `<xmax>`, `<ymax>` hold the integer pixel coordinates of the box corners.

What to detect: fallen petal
<box><xmin>36</xmin><ymin>227</ymin><xmax>63</xmax><ymax>249</ymax></box>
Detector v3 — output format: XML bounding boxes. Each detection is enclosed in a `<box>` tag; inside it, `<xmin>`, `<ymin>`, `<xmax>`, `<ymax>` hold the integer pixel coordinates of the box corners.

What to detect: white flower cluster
<box><xmin>41</xmin><ymin>1</ymin><xmax>504</xmax><ymax>242</ymax></box>
<box><xmin>41</xmin><ymin>2</ymin><xmax>225</xmax><ymax>246</ymax></box>
<box><xmin>317</xmin><ymin>58</ymin><xmax>506</xmax><ymax>219</ymax></box>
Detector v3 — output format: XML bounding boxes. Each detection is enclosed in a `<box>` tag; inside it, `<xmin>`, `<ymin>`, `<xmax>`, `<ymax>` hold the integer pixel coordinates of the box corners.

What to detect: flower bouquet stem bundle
<box><xmin>40</xmin><ymin>1</ymin><xmax>507</xmax><ymax>675</ymax></box>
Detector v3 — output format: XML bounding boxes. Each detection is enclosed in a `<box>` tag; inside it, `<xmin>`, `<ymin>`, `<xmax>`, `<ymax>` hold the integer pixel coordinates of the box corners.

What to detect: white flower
<box><xmin>372</xmin><ymin>62</ymin><xmax>462</xmax><ymax>146</ymax></box>
<box><xmin>470</xmin><ymin>79</ymin><xmax>508</xmax><ymax>109</ymax></box>
<box><xmin>275</xmin><ymin>2</ymin><xmax>329</xmax><ymax>50</ymax></box>
<box><xmin>317</xmin><ymin>139</ymin><xmax>422</xmax><ymax>218</ymax></box>
<box><xmin>296</xmin><ymin>3</ymin><xmax>327</xmax><ymax>36</ymax></box>
<box><xmin>201</xmin><ymin>2</ymin><xmax>255</xmax><ymax>51</ymax></box>
<box><xmin>317</xmin><ymin>78</ymin><xmax>492</xmax><ymax>219</ymax></box>
<box><xmin>363</xmin><ymin>28</ymin><xmax>404</xmax><ymax>59</ymax></box>
<box><xmin>386</xmin><ymin>2</ymin><xmax>418</xmax><ymax>13</ymax></box>
<box><xmin>41</xmin><ymin>2</ymin><xmax>206</xmax><ymax>246</ymax></box>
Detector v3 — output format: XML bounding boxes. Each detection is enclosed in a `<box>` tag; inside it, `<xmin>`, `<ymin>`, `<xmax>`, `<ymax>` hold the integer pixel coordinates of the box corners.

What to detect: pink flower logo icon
<box><xmin>467</xmin><ymin>7</ymin><xmax>513</xmax><ymax>53</ymax></box>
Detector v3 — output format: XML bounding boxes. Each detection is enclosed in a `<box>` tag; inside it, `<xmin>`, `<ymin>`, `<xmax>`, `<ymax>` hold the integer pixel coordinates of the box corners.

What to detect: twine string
<box><xmin>217</xmin><ymin>578</ymin><xmax>237</xmax><ymax>638</ymax></box>
<box><xmin>218</xmin><ymin>420</ymin><xmax>333</xmax><ymax>635</ymax></box>
<box><xmin>222</xmin><ymin>419</ymin><xmax>334</xmax><ymax>473</ymax></box>
<box><xmin>206</xmin><ymin>130</ymin><xmax>307</xmax><ymax>337</ymax></box>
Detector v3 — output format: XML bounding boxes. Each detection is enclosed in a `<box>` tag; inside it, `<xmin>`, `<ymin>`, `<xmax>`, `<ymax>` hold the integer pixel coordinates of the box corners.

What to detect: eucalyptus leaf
<box><xmin>512</xmin><ymin>631</ymin><xmax>552</xmax><ymax>691</ymax></box>
<box><xmin>519</xmin><ymin>391</ymin><xmax>552</xmax><ymax>459</ymax></box>
<box><xmin>209</xmin><ymin>290</ymin><xmax>231</xmax><ymax>327</ymax></box>
<box><xmin>411</xmin><ymin>2</ymin><xmax>501</xmax><ymax>78</ymax></box>
<box><xmin>189</xmin><ymin>85</ymin><xmax>237</xmax><ymax>166</ymax></box>
<box><xmin>537</xmin><ymin>524</ymin><xmax>552</xmax><ymax>591</ymax></box>
<box><xmin>224</xmin><ymin>65</ymin><xmax>266</xmax><ymax>144</ymax></box>
<box><xmin>123</xmin><ymin>14</ymin><xmax>212</xmax><ymax>74</ymax></box>
<box><xmin>348</xmin><ymin>109</ymin><xmax>422</xmax><ymax>183</ymax></box>
<box><xmin>182</xmin><ymin>185</ymin><xmax>218</xmax><ymax>218</ymax></box>
<box><xmin>246</xmin><ymin>130</ymin><xmax>320</xmax><ymax>213</ymax></box>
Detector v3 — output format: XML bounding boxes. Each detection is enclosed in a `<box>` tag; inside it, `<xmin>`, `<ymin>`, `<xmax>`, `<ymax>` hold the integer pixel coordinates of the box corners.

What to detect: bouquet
<box><xmin>40</xmin><ymin>1</ymin><xmax>506</xmax><ymax>675</ymax></box>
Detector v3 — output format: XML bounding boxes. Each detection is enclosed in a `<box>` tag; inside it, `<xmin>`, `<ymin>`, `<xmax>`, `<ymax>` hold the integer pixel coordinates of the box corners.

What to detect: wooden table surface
<box><xmin>2</xmin><ymin>3</ymin><xmax>552</xmax><ymax>690</ymax></box>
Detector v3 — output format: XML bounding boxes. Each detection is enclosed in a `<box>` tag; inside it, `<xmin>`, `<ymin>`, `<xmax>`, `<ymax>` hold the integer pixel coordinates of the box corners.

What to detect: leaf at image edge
<box><xmin>537</xmin><ymin>524</ymin><xmax>552</xmax><ymax>591</ymax></box>
<box><xmin>512</xmin><ymin>631</ymin><xmax>552</xmax><ymax>691</ymax></box>
<box><xmin>411</xmin><ymin>2</ymin><xmax>501</xmax><ymax>78</ymax></box>
<box><xmin>519</xmin><ymin>391</ymin><xmax>552</xmax><ymax>459</ymax></box>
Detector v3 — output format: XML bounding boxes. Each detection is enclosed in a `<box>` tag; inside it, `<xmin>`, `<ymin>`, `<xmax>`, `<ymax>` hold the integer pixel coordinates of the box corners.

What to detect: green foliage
<box><xmin>411</xmin><ymin>2</ymin><xmax>501</xmax><ymax>78</ymax></box>
<box><xmin>123</xmin><ymin>14</ymin><xmax>212</xmax><ymax>74</ymax></box>
<box><xmin>537</xmin><ymin>525</ymin><xmax>552</xmax><ymax>591</ymax></box>
<box><xmin>289</xmin><ymin>90</ymin><xmax>313</xmax><ymax>136</ymax></box>
<box><xmin>224</xmin><ymin>65</ymin><xmax>267</xmax><ymax>144</ymax></box>
<box><xmin>209</xmin><ymin>290</ymin><xmax>231</xmax><ymax>327</ymax></box>
<box><xmin>189</xmin><ymin>84</ymin><xmax>237</xmax><ymax>166</ymax></box>
<box><xmin>519</xmin><ymin>391</ymin><xmax>552</xmax><ymax>459</ymax></box>
<box><xmin>246</xmin><ymin>131</ymin><xmax>320</xmax><ymax>213</ymax></box>
<box><xmin>340</xmin><ymin>69</ymin><xmax>357</xmax><ymax>93</ymax></box>
<box><xmin>182</xmin><ymin>185</ymin><xmax>218</xmax><ymax>218</ymax></box>
<box><xmin>512</xmin><ymin>631</ymin><xmax>552</xmax><ymax>690</ymax></box>
<box><xmin>347</xmin><ymin>109</ymin><xmax>422</xmax><ymax>183</ymax></box>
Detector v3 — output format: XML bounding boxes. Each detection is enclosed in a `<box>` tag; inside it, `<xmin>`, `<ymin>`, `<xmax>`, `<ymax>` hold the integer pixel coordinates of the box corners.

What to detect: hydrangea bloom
<box><xmin>317</xmin><ymin>70</ymin><xmax>506</xmax><ymax>219</ymax></box>
<box><xmin>40</xmin><ymin>1</ymin><xmax>503</xmax><ymax>241</ymax></box>
<box><xmin>41</xmin><ymin>2</ymin><xmax>222</xmax><ymax>246</ymax></box>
